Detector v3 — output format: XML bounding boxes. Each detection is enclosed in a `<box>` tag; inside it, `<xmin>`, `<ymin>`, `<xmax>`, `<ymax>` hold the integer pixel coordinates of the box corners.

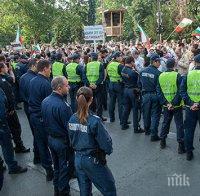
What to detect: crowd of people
<box><xmin>0</xmin><ymin>39</ymin><xmax>200</xmax><ymax>195</ymax></box>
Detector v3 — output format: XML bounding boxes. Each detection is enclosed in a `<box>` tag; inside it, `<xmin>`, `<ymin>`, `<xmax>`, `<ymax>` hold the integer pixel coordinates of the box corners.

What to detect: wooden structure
<box><xmin>102</xmin><ymin>8</ymin><xmax>126</xmax><ymax>37</ymax></box>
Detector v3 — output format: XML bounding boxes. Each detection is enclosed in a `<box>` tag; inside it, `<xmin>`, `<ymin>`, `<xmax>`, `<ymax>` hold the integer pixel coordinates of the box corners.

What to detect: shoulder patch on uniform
<box><xmin>141</xmin><ymin>72</ymin><xmax>155</xmax><ymax>79</ymax></box>
<box><xmin>69</xmin><ymin>123</ymin><xmax>88</xmax><ymax>133</ymax></box>
<box><xmin>92</xmin><ymin>114</ymin><xmax>100</xmax><ymax>119</ymax></box>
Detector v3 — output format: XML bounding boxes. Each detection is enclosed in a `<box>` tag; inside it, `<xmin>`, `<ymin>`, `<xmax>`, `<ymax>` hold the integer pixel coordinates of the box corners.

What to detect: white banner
<box><xmin>84</xmin><ymin>25</ymin><xmax>104</xmax><ymax>41</ymax></box>
<box><xmin>11</xmin><ymin>42</ymin><xmax>23</xmax><ymax>50</ymax></box>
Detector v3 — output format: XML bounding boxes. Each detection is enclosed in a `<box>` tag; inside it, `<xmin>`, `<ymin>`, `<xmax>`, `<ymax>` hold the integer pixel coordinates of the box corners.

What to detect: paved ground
<box><xmin>1</xmin><ymin>108</ymin><xmax>200</xmax><ymax>196</ymax></box>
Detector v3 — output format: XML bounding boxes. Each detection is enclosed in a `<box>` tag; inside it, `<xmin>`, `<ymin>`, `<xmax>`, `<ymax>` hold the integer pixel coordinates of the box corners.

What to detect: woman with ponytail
<box><xmin>68</xmin><ymin>86</ymin><xmax>116</xmax><ymax>196</ymax></box>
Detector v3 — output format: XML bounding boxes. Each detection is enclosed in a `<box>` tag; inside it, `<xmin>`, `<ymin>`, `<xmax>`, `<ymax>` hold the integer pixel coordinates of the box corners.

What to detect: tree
<box><xmin>88</xmin><ymin>0</ymin><xmax>96</xmax><ymax>25</ymax></box>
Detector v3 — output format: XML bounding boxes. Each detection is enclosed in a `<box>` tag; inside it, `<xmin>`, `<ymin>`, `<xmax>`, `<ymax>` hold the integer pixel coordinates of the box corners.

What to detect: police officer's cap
<box><xmin>56</xmin><ymin>53</ymin><xmax>62</xmax><ymax>60</ymax></box>
<box><xmin>69</xmin><ymin>53</ymin><xmax>80</xmax><ymax>60</ymax></box>
<box><xmin>150</xmin><ymin>53</ymin><xmax>160</xmax><ymax>61</ymax></box>
<box><xmin>112</xmin><ymin>51</ymin><xmax>121</xmax><ymax>59</ymax></box>
<box><xmin>194</xmin><ymin>54</ymin><xmax>200</xmax><ymax>63</ymax></box>
<box><xmin>166</xmin><ymin>58</ymin><xmax>175</xmax><ymax>68</ymax></box>
<box><xmin>89</xmin><ymin>52</ymin><xmax>98</xmax><ymax>59</ymax></box>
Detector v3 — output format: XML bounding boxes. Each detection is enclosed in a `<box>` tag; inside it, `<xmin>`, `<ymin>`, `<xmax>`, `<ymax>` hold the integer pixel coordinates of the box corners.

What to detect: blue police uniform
<box><xmin>29</xmin><ymin>74</ymin><xmax>52</xmax><ymax>171</ymax></box>
<box><xmin>68</xmin><ymin>113</ymin><xmax>116</xmax><ymax>196</ymax></box>
<box><xmin>121</xmin><ymin>66</ymin><xmax>142</xmax><ymax>132</ymax></box>
<box><xmin>180</xmin><ymin>66</ymin><xmax>200</xmax><ymax>155</ymax></box>
<box><xmin>0</xmin><ymin>88</ymin><xmax>18</xmax><ymax>172</ymax></box>
<box><xmin>19</xmin><ymin>70</ymin><xmax>40</xmax><ymax>160</ymax></box>
<box><xmin>42</xmin><ymin>92</ymin><xmax>73</xmax><ymax>194</ymax></box>
<box><xmin>140</xmin><ymin>60</ymin><xmax>162</xmax><ymax>138</ymax></box>
<box><xmin>157</xmin><ymin>70</ymin><xmax>184</xmax><ymax>145</ymax></box>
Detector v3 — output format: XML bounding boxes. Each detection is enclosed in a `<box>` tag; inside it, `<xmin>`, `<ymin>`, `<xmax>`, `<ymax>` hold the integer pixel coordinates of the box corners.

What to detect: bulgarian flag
<box><xmin>192</xmin><ymin>27</ymin><xmax>200</xmax><ymax>36</ymax></box>
<box><xmin>137</xmin><ymin>23</ymin><xmax>150</xmax><ymax>49</ymax></box>
<box><xmin>175</xmin><ymin>18</ymin><xmax>193</xmax><ymax>33</ymax></box>
<box><xmin>15</xmin><ymin>25</ymin><xmax>24</xmax><ymax>44</ymax></box>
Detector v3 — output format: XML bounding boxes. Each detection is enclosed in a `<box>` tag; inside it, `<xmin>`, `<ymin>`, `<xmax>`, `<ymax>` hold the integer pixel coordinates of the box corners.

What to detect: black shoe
<box><xmin>134</xmin><ymin>128</ymin><xmax>145</xmax><ymax>133</ymax></box>
<box><xmin>33</xmin><ymin>157</ymin><xmax>41</xmax><ymax>165</ymax></box>
<box><xmin>160</xmin><ymin>139</ymin><xmax>166</xmax><ymax>149</ymax></box>
<box><xmin>15</xmin><ymin>105</ymin><xmax>22</xmax><ymax>110</ymax></box>
<box><xmin>186</xmin><ymin>151</ymin><xmax>193</xmax><ymax>161</ymax></box>
<box><xmin>145</xmin><ymin>130</ymin><xmax>150</xmax><ymax>135</ymax></box>
<box><xmin>9</xmin><ymin>165</ymin><xmax>28</xmax><ymax>174</ymax></box>
<box><xmin>46</xmin><ymin>169</ymin><xmax>54</xmax><ymax>181</ymax></box>
<box><xmin>121</xmin><ymin>124</ymin><xmax>129</xmax><ymax>130</ymax></box>
<box><xmin>101</xmin><ymin>116</ymin><xmax>107</xmax><ymax>121</ymax></box>
<box><xmin>54</xmin><ymin>188</ymin><xmax>59</xmax><ymax>196</ymax></box>
<box><xmin>15</xmin><ymin>146</ymin><xmax>30</xmax><ymax>153</ymax></box>
<box><xmin>127</xmin><ymin>121</ymin><xmax>131</xmax><ymax>124</ymax></box>
<box><xmin>178</xmin><ymin>142</ymin><xmax>186</xmax><ymax>154</ymax></box>
<box><xmin>110</xmin><ymin>119</ymin><xmax>115</xmax><ymax>123</ymax></box>
<box><xmin>151</xmin><ymin>135</ymin><xmax>161</xmax><ymax>142</ymax></box>
<box><xmin>59</xmin><ymin>191</ymin><xmax>71</xmax><ymax>196</ymax></box>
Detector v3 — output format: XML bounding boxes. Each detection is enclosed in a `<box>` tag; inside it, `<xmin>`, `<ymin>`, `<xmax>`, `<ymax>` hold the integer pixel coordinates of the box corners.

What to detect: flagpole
<box><xmin>166</xmin><ymin>29</ymin><xmax>176</xmax><ymax>41</ymax></box>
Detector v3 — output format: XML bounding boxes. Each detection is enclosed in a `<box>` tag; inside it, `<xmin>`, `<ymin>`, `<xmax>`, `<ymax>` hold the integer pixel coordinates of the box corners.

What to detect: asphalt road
<box><xmin>1</xmin><ymin>108</ymin><xmax>200</xmax><ymax>196</ymax></box>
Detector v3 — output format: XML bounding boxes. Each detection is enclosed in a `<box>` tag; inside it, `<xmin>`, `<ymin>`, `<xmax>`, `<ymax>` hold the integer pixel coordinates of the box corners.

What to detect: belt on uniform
<box><xmin>142</xmin><ymin>91</ymin><xmax>156</xmax><ymax>95</ymax></box>
<box><xmin>49</xmin><ymin>133</ymin><xmax>66</xmax><ymax>139</ymax></box>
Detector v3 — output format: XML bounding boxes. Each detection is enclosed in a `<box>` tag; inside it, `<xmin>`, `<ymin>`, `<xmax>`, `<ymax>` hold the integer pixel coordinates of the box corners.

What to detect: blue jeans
<box><xmin>108</xmin><ymin>82</ymin><xmax>124</xmax><ymax>123</ymax></box>
<box><xmin>75</xmin><ymin>153</ymin><xmax>116</xmax><ymax>196</ymax></box>
<box><xmin>142</xmin><ymin>93</ymin><xmax>162</xmax><ymax>136</ymax></box>
<box><xmin>30</xmin><ymin>114</ymin><xmax>52</xmax><ymax>170</ymax></box>
<box><xmin>48</xmin><ymin>136</ymin><xmax>74</xmax><ymax>193</ymax></box>
<box><xmin>184</xmin><ymin>108</ymin><xmax>200</xmax><ymax>152</ymax></box>
<box><xmin>160</xmin><ymin>107</ymin><xmax>184</xmax><ymax>142</ymax></box>
<box><xmin>0</xmin><ymin>127</ymin><xmax>18</xmax><ymax>172</ymax></box>
<box><xmin>122</xmin><ymin>88</ymin><xmax>140</xmax><ymax>131</ymax></box>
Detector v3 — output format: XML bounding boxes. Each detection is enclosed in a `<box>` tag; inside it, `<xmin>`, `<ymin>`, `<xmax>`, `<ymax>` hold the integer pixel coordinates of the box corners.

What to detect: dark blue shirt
<box><xmin>121</xmin><ymin>66</ymin><xmax>140</xmax><ymax>88</ymax></box>
<box><xmin>19</xmin><ymin>70</ymin><xmax>37</xmax><ymax>103</ymax></box>
<box><xmin>15</xmin><ymin>62</ymin><xmax>29</xmax><ymax>81</ymax></box>
<box><xmin>42</xmin><ymin>92</ymin><xmax>72</xmax><ymax>140</ymax></box>
<box><xmin>140</xmin><ymin>65</ymin><xmax>161</xmax><ymax>92</ymax></box>
<box><xmin>0</xmin><ymin>88</ymin><xmax>7</xmax><ymax>124</ymax></box>
<box><xmin>29</xmin><ymin>74</ymin><xmax>52</xmax><ymax>116</ymax></box>
<box><xmin>68</xmin><ymin>113</ymin><xmax>113</xmax><ymax>155</ymax></box>
<box><xmin>180</xmin><ymin>66</ymin><xmax>200</xmax><ymax>106</ymax></box>
<box><xmin>156</xmin><ymin>70</ymin><xmax>182</xmax><ymax>106</ymax></box>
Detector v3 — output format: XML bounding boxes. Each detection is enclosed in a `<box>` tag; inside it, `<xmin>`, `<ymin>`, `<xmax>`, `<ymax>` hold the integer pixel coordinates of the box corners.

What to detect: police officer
<box><xmin>121</xmin><ymin>56</ymin><xmax>144</xmax><ymax>133</ymax></box>
<box><xmin>107</xmin><ymin>51</ymin><xmax>124</xmax><ymax>124</ymax></box>
<box><xmin>29</xmin><ymin>60</ymin><xmax>53</xmax><ymax>180</ymax></box>
<box><xmin>85</xmin><ymin>52</ymin><xmax>106</xmax><ymax>120</ymax></box>
<box><xmin>140</xmin><ymin>53</ymin><xmax>162</xmax><ymax>141</ymax></box>
<box><xmin>19</xmin><ymin>59</ymin><xmax>40</xmax><ymax>164</ymax></box>
<box><xmin>64</xmin><ymin>53</ymin><xmax>85</xmax><ymax>113</ymax></box>
<box><xmin>0</xmin><ymin>87</ymin><xmax>27</xmax><ymax>174</ymax></box>
<box><xmin>0</xmin><ymin>62</ymin><xmax>30</xmax><ymax>153</ymax></box>
<box><xmin>52</xmin><ymin>53</ymin><xmax>65</xmax><ymax>77</ymax></box>
<box><xmin>14</xmin><ymin>54</ymin><xmax>29</xmax><ymax>107</ymax></box>
<box><xmin>42</xmin><ymin>76</ymin><xmax>73</xmax><ymax>196</ymax></box>
<box><xmin>180</xmin><ymin>54</ymin><xmax>200</xmax><ymax>161</ymax></box>
<box><xmin>157</xmin><ymin>58</ymin><xmax>185</xmax><ymax>153</ymax></box>
<box><xmin>68</xmin><ymin>87</ymin><xmax>116</xmax><ymax>196</ymax></box>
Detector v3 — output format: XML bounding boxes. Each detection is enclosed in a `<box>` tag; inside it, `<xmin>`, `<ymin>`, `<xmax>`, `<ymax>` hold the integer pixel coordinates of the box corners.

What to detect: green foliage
<box><xmin>88</xmin><ymin>0</ymin><xmax>96</xmax><ymax>25</ymax></box>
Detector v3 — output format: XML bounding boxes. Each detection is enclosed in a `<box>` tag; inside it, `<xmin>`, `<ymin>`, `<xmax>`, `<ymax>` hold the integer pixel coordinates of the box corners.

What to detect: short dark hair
<box><xmin>125</xmin><ymin>56</ymin><xmax>135</xmax><ymax>64</ymax></box>
<box><xmin>28</xmin><ymin>59</ymin><xmax>37</xmax><ymax>68</ymax></box>
<box><xmin>0</xmin><ymin>62</ymin><xmax>6</xmax><ymax>69</ymax></box>
<box><xmin>37</xmin><ymin>60</ymin><xmax>50</xmax><ymax>72</ymax></box>
<box><xmin>0</xmin><ymin>55</ymin><xmax>5</xmax><ymax>63</ymax></box>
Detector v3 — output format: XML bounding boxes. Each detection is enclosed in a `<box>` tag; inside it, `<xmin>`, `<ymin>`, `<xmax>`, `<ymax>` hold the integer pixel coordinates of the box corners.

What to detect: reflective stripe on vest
<box><xmin>187</xmin><ymin>70</ymin><xmax>200</xmax><ymax>102</ymax></box>
<box><xmin>159</xmin><ymin>71</ymin><xmax>178</xmax><ymax>103</ymax></box>
<box><xmin>86</xmin><ymin>61</ymin><xmax>100</xmax><ymax>84</ymax></box>
<box><xmin>52</xmin><ymin>61</ymin><xmax>64</xmax><ymax>77</ymax></box>
<box><xmin>107</xmin><ymin>62</ymin><xmax>122</xmax><ymax>82</ymax></box>
<box><xmin>65</xmin><ymin>63</ymin><xmax>81</xmax><ymax>83</ymax></box>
